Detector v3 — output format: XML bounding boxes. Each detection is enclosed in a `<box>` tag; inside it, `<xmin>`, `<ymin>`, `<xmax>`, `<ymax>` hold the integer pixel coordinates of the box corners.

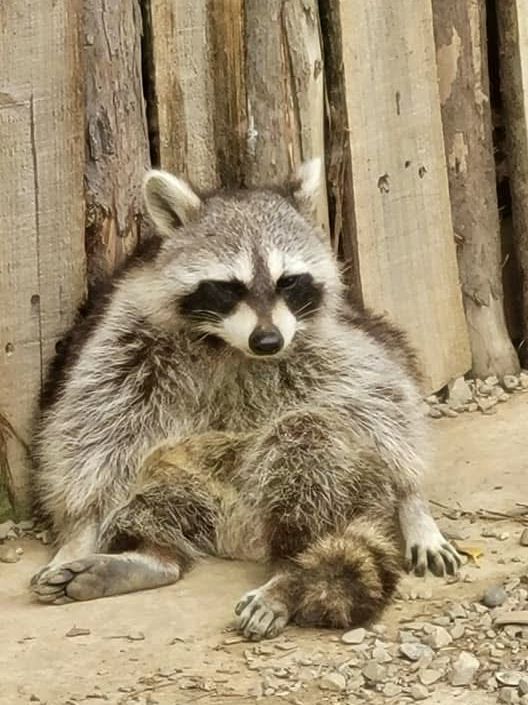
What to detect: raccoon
<box><xmin>30</xmin><ymin>161</ymin><xmax>460</xmax><ymax>639</ymax></box>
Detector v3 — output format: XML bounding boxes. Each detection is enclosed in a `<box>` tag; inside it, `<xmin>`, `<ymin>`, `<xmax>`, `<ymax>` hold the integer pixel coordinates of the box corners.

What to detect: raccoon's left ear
<box><xmin>292</xmin><ymin>158</ymin><xmax>323</xmax><ymax>224</ymax></box>
<box><xmin>143</xmin><ymin>170</ymin><xmax>202</xmax><ymax>236</ymax></box>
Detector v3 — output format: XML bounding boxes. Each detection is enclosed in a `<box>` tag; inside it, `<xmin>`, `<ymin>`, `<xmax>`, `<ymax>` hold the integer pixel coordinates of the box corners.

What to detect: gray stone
<box><xmin>520</xmin><ymin>528</ymin><xmax>528</xmax><ymax>547</ymax></box>
<box><xmin>410</xmin><ymin>684</ymin><xmax>429</xmax><ymax>701</ymax></box>
<box><xmin>362</xmin><ymin>662</ymin><xmax>387</xmax><ymax>683</ymax></box>
<box><xmin>437</xmin><ymin>403</ymin><xmax>458</xmax><ymax>418</ymax></box>
<box><xmin>382</xmin><ymin>683</ymin><xmax>402</xmax><ymax>698</ymax></box>
<box><xmin>399</xmin><ymin>630</ymin><xmax>420</xmax><ymax>643</ymax></box>
<box><xmin>0</xmin><ymin>544</ymin><xmax>19</xmax><ymax>563</ymax></box>
<box><xmin>342</xmin><ymin>627</ymin><xmax>367</xmax><ymax>644</ymax></box>
<box><xmin>502</xmin><ymin>374</ymin><xmax>519</xmax><ymax>391</ymax></box>
<box><xmin>477</xmin><ymin>397</ymin><xmax>498</xmax><ymax>414</ymax></box>
<box><xmin>372</xmin><ymin>645</ymin><xmax>392</xmax><ymax>663</ymax></box>
<box><xmin>17</xmin><ymin>519</ymin><xmax>35</xmax><ymax>531</ymax></box>
<box><xmin>448</xmin><ymin>377</ymin><xmax>473</xmax><ymax>407</ymax></box>
<box><xmin>519</xmin><ymin>679</ymin><xmax>528</xmax><ymax>696</ymax></box>
<box><xmin>482</xmin><ymin>586</ymin><xmax>508</xmax><ymax>608</ymax></box>
<box><xmin>425</xmin><ymin>394</ymin><xmax>439</xmax><ymax>405</ymax></box>
<box><xmin>319</xmin><ymin>672</ymin><xmax>347</xmax><ymax>692</ymax></box>
<box><xmin>485</xmin><ymin>375</ymin><xmax>500</xmax><ymax>387</ymax></box>
<box><xmin>422</xmin><ymin>626</ymin><xmax>452</xmax><ymax>650</ymax></box>
<box><xmin>428</xmin><ymin>407</ymin><xmax>442</xmax><ymax>419</ymax></box>
<box><xmin>447</xmin><ymin>604</ymin><xmax>468</xmax><ymax>619</ymax></box>
<box><xmin>418</xmin><ymin>669</ymin><xmax>443</xmax><ymax>686</ymax></box>
<box><xmin>498</xmin><ymin>688</ymin><xmax>520</xmax><ymax>705</ymax></box>
<box><xmin>399</xmin><ymin>643</ymin><xmax>434</xmax><ymax>662</ymax></box>
<box><xmin>450</xmin><ymin>624</ymin><xmax>465</xmax><ymax>640</ymax></box>
<box><xmin>449</xmin><ymin>651</ymin><xmax>479</xmax><ymax>686</ymax></box>
<box><xmin>519</xmin><ymin>372</ymin><xmax>528</xmax><ymax>389</ymax></box>
<box><xmin>496</xmin><ymin>672</ymin><xmax>524</xmax><ymax>687</ymax></box>
<box><xmin>0</xmin><ymin>520</ymin><xmax>15</xmax><ymax>541</ymax></box>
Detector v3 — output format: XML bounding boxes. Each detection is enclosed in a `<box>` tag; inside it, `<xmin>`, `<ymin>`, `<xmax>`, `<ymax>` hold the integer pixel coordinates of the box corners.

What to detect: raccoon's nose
<box><xmin>249</xmin><ymin>325</ymin><xmax>284</xmax><ymax>356</ymax></box>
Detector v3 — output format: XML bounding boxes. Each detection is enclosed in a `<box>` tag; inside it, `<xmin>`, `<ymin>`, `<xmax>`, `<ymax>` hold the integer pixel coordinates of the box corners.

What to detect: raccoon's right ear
<box><xmin>143</xmin><ymin>170</ymin><xmax>202</xmax><ymax>236</ymax></box>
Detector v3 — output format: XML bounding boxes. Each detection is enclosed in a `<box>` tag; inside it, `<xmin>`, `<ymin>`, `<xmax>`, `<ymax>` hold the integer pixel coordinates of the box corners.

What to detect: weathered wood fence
<box><xmin>1</xmin><ymin>0</ymin><xmax>527</xmax><ymax>514</ymax></box>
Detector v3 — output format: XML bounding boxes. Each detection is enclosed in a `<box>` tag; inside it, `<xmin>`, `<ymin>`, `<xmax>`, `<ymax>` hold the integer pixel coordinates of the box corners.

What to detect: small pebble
<box><xmin>382</xmin><ymin>683</ymin><xmax>402</xmax><ymax>698</ymax></box>
<box><xmin>319</xmin><ymin>672</ymin><xmax>346</xmax><ymax>692</ymax></box>
<box><xmin>502</xmin><ymin>374</ymin><xmax>519</xmax><ymax>391</ymax></box>
<box><xmin>0</xmin><ymin>545</ymin><xmax>19</xmax><ymax>563</ymax></box>
<box><xmin>428</xmin><ymin>407</ymin><xmax>442</xmax><ymax>419</ymax></box>
<box><xmin>498</xmin><ymin>688</ymin><xmax>520</xmax><ymax>705</ymax></box>
<box><xmin>482</xmin><ymin>586</ymin><xmax>507</xmax><ymax>608</ymax></box>
<box><xmin>0</xmin><ymin>520</ymin><xmax>15</xmax><ymax>540</ymax></box>
<box><xmin>423</xmin><ymin>626</ymin><xmax>452</xmax><ymax>650</ymax></box>
<box><xmin>399</xmin><ymin>643</ymin><xmax>434</xmax><ymax>662</ymax></box>
<box><xmin>410</xmin><ymin>683</ymin><xmax>429</xmax><ymax>701</ymax></box>
<box><xmin>65</xmin><ymin>626</ymin><xmax>91</xmax><ymax>638</ymax></box>
<box><xmin>519</xmin><ymin>679</ymin><xmax>528</xmax><ymax>696</ymax></box>
<box><xmin>496</xmin><ymin>672</ymin><xmax>524</xmax><ymax>687</ymax></box>
<box><xmin>520</xmin><ymin>528</ymin><xmax>528</xmax><ymax>547</ymax></box>
<box><xmin>450</xmin><ymin>624</ymin><xmax>465</xmax><ymax>640</ymax></box>
<box><xmin>419</xmin><ymin>669</ymin><xmax>443</xmax><ymax>686</ymax></box>
<box><xmin>449</xmin><ymin>651</ymin><xmax>479</xmax><ymax>686</ymax></box>
<box><xmin>342</xmin><ymin>627</ymin><xmax>366</xmax><ymax>644</ymax></box>
<box><xmin>362</xmin><ymin>662</ymin><xmax>387</xmax><ymax>683</ymax></box>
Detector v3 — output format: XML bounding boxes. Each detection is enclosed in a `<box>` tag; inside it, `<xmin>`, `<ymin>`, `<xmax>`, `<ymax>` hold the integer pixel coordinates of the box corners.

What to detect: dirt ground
<box><xmin>1</xmin><ymin>395</ymin><xmax>527</xmax><ymax>705</ymax></box>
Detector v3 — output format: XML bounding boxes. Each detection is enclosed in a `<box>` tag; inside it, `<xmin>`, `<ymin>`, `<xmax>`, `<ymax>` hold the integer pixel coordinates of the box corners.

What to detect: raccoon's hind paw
<box><xmin>234</xmin><ymin>588</ymin><xmax>290</xmax><ymax>641</ymax></box>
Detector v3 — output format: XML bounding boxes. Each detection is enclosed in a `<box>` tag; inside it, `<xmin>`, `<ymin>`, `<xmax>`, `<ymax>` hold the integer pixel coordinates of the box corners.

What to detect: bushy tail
<box><xmin>288</xmin><ymin>517</ymin><xmax>402</xmax><ymax>628</ymax></box>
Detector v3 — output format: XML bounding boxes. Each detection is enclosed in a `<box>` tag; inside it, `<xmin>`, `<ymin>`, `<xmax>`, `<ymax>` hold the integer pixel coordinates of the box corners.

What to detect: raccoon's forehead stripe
<box><xmin>174</xmin><ymin>252</ymin><xmax>254</xmax><ymax>289</ymax></box>
<box><xmin>266</xmin><ymin>248</ymin><xmax>312</xmax><ymax>282</ymax></box>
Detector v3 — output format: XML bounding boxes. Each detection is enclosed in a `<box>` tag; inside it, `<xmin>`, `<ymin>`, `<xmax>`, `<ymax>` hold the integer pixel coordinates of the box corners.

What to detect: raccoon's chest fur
<box><xmin>204</xmin><ymin>356</ymin><xmax>309</xmax><ymax>432</ymax></box>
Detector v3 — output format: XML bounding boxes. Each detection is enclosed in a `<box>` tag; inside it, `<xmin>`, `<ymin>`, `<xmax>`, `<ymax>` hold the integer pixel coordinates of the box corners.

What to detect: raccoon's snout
<box><xmin>249</xmin><ymin>325</ymin><xmax>284</xmax><ymax>356</ymax></box>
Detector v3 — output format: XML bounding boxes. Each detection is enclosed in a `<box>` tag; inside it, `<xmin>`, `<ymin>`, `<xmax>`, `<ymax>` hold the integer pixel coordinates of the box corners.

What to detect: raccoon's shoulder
<box><xmin>338</xmin><ymin>292</ymin><xmax>422</xmax><ymax>384</ymax></box>
<box><xmin>40</xmin><ymin>236</ymin><xmax>163</xmax><ymax>414</ymax></box>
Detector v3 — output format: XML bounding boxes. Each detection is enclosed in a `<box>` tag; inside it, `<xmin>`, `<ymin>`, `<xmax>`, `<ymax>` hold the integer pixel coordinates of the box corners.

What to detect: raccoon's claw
<box><xmin>234</xmin><ymin>588</ymin><xmax>289</xmax><ymax>641</ymax></box>
<box><xmin>405</xmin><ymin>539</ymin><xmax>461</xmax><ymax>577</ymax></box>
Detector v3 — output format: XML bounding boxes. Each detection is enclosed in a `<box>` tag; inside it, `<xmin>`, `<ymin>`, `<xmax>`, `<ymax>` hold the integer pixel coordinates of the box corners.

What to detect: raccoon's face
<box><xmin>143</xmin><ymin>162</ymin><xmax>342</xmax><ymax>358</ymax></box>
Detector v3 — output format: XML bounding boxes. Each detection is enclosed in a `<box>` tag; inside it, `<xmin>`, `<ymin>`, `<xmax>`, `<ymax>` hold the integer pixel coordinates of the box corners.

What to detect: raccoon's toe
<box><xmin>30</xmin><ymin>564</ymin><xmax>76</xmax><ymax>604</ymax></box>
<box><xmin>405</xmin><ymin>537</ymin><xmax>461</xmax><ymax>577</ymax></box>
<box><xmin>234</xmin><ymin>588</ymin><xmax>289</xmax><ymax>641</ymax></box>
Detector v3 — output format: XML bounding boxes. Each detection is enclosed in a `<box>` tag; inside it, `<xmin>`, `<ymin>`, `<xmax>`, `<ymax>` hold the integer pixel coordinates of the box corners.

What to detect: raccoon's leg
<box><xmin>234</xmin><ymin>410</ymin><xmax>400</xmax><ymax>639</ymax></box>
<box><xmin>399</xmin><ymin>493</ymin><xmax>461</xmax><ymax>577</ymax></box>
<box><xmin>31</xmin><ymin>466</ymin><xmax>219</xmax><ymax>603</ymax></box>
<box><xmin>31</xmin><ymin>548</ymin><xmax>181</xmax><ymax>604</ymax></box>
<box><xmin>235</xmin><ymin>517</ymin><xmax>401</xmax><ymax>640</ymax></box>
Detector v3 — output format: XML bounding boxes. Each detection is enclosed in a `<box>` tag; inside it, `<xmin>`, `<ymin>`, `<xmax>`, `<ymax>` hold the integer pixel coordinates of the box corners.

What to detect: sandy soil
<box><xmin>1</xmin><ymin>395</ymin><xmax>527</xmax><ymax>705</ymax></box>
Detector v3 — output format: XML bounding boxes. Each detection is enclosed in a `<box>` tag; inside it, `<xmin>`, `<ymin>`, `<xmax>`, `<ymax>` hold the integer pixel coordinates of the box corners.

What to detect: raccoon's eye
<box><xmin>277</xmin><ymin>274</ymin><xmax>302</xmax><ymax>290</ymax></box>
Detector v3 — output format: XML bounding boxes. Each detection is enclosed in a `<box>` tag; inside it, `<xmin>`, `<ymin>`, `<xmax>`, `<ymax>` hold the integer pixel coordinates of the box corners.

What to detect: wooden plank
<box><xmin>324</xmin><ymin>0</ymin><xmax>471</xmax><ymax>393</ymax></box>
<box><xmin>0</xmin><ymin>0</ymin><xmax>85</xmax><ymax>510</ymax></box>
<box><xmin>432</xmin><ymin>0</ymin><xmax>519</xmax><ymax>378</ymax></box>
<box><xmin>209</xmin><ymin>0</ymin><xmax>247</xmax><ymax>188</ymax></box>
<box><xmin>496</xmin><ymin>1</ymin><xmax>528</xmax><ymax>367</ymax></box>
<box><xmin>244</xmin><ymin>0</ymin><xmax>329</xmax><ymax>233</ymax></box>
<box><xmin>84</xmin><ymin>0</ymin><xmax>151</xmax><ymax>290</ymax></box>
<box><xmin>148</xmin><ymin>0</ymin><xmax>219</xmax><ymax>190</ymax></box>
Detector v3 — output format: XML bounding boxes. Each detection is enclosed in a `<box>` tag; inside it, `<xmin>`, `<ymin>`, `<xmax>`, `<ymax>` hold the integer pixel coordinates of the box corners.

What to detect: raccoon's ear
<box><xmin>292</xmin><ymin>158</ymin><xmax>323</xmax><ymax>224</ymax></box>
<box><xmin>143</xmin><ymin>170</ymin><xmax>201</xmax><ymax>236</ymax></box>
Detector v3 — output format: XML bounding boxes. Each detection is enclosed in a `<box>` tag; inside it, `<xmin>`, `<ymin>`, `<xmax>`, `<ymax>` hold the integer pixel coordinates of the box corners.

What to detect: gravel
<box><xmin>427</xmin><ymin>372</ymin><xmax>528</xmax><ymax>418</ymax></box>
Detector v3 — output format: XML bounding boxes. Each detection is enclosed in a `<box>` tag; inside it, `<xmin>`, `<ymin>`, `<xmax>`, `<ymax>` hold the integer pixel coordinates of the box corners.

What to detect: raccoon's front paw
<box><xmin>234</xmin><ymin>588</ymin><xmax>290</xmax><ymax>641</ymax></box>
<box><xmin>404</xmin><ymin>520</ymin><xmax>461</xmax><ymax>578</ymax></box>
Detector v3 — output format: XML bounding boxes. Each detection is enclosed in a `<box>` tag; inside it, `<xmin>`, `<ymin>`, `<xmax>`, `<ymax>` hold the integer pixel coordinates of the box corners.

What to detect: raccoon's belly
<box><xmin>215</xmin><ymin>490</ymin><xmax>268</xmax><ymax>562</ymax></box>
